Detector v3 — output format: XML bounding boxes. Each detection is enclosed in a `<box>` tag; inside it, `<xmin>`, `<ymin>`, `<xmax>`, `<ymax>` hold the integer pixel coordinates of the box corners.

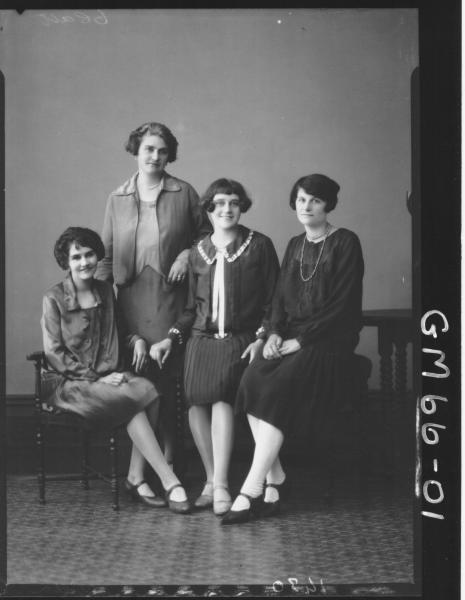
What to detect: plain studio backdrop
<box><xmin>1</xmin><ymin>8</ymin><xmax>418</xmax><ymax>397</ymax></box>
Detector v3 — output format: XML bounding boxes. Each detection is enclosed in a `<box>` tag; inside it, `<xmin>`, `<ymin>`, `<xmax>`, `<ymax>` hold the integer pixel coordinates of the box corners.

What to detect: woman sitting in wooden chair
<box><xmin>41</xmin><ymin>226</ymin><xmax>191</xmax><ymax>514</ymax></box>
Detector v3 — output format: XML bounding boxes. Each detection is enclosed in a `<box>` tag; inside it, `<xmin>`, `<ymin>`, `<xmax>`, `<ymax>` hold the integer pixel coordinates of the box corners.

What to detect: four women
<box><xmin>41</xmin><ymin>122</ymin><xmax>365</xmax><ymax>524</ymax></box>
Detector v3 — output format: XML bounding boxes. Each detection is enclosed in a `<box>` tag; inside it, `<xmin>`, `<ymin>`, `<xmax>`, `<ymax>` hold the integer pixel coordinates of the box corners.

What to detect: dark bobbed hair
<box><xmin>200</xmin><ymin>178</ymin><xmax>252</xmax><ymax>213</ymax></box>
<box><xmin>124</xmin><ymin>122</ymin><xmax>178</xmax><ymax>162</ymax></box>
<box><xmin>289</xmin><ymin>174</ymin><xmax>340</xmax><ymax>212</ymax></box>
<box><xmin>54</xmin><ymin>227</ymin><xmax>105</xmax><ymax>270</ymax></box>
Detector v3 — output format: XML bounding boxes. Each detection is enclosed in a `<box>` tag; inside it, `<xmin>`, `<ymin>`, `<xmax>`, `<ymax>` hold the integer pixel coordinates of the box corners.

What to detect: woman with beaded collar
<box><xmin>150</xmin><ymin>178</ymin><xmax>280</xmax><ymax>516</ymax></box>
<box><xmin>221</xmin><ymin>173</ymin><xmax>365</xmax><ymax>525</ymax></box>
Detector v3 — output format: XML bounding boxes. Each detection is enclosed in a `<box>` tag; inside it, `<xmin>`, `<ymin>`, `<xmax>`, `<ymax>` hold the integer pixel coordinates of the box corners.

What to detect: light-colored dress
<box><xmin>41</xmin><ymin>275</ymin><xmax>158</xmax><ymax>429</ymax></box>
<box><xmin>96</xmin><ymin>173</ymin><xmax>210</xmax><ymax>398</ymax></box>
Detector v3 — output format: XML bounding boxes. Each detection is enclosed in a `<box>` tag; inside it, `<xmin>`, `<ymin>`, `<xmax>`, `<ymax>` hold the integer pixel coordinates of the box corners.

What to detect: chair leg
<box><xmin>80</xmin><ymin>429</ymin><xmax>89</xmax><ymax>490</ymax></box>
<box><xmin>110</xmin><ymin>431</ymin><xmax>119</xmax><ymax>511</ymax></box>
<box><xmin>174</xmin><ymin>377</ymin><xmax>186</xmax><ymax>477</ymax></box>
<box><xmin>36</xmin><ymin>418</ymin><xmax>46</xmax><ymax>505</ymax></box>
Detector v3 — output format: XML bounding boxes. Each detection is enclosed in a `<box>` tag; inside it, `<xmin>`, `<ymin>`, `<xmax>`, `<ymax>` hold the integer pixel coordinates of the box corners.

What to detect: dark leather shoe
<box><xmin>220</xmin><ymin>493</ymin><xmax>263</xmax><ymax>525</ymax></box>
<box><xmin>165</xmin><ymin>483</ymin><xmax>191</xmax><ymax>514</ymax></box>
<box><xmin>259</xmin><ymin>478</ymin><xmax>291</xmax><ymax>518</ymax></box>
<box><xmin>124</xmin><ymin>479</ymin><xmax>167</xmax><ymax>508</ymax></box>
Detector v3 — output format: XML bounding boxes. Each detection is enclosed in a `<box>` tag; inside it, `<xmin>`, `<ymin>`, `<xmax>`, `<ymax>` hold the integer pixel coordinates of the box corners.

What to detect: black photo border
<box><xmin>0</xmin><ymin>0</ymin><xmax>460</xmax><ymax>598</ymax></box>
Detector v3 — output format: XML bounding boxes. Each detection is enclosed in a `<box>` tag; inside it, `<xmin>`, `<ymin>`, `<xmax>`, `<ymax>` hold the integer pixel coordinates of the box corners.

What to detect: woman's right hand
<box><xmin>167</xmin><ymin>256</ymin><xmax>188</xmax><ymax>284</ymax></box>
<box><xmin>98</xmin><ymin>372</ymin><xmax>127</xmax><ymax>386</ymax></box>
<box><xmin>149</xmin><ymin>338</ymin><xmax>173</xmax><ymax>370</ymax></box>
<box><xmin>263</xmin><ymin>334</ymin><xmax>283</xmax><ymax>360</ymax></box>
<box><xmin>132</xmin><ymin>339</ymin><xmax>147</xmax><ymax>373</ymax></box>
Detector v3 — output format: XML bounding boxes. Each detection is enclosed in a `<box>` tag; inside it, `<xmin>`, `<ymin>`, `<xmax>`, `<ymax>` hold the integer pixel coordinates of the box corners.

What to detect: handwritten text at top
<box><xmin>36</xmin><ymin>11</ymin><xmax>108</xmax><ymax>26</ymax></box>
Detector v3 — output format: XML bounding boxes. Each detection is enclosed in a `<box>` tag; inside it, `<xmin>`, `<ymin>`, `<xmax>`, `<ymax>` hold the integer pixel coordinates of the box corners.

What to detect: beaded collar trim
<box><xmin>197</xmin><ymin>230</ymin><xmax>255</xmax><ymax>265</ymax></box>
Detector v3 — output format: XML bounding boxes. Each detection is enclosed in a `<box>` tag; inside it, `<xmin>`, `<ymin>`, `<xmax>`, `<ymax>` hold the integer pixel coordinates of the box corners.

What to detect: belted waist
<box><xmin>194</xmin><ymin>331</ymin><xmax>234</xmax><ymax>340</ymax></box>
<box><xmin>192</xmin><ymin>330</ymin><xmax>254</xmax><ymax>341</ymax></box>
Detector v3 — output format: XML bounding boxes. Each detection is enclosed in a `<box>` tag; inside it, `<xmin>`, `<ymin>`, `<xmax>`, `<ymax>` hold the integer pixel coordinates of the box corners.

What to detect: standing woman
<box><xmin>96</xmin><ymin>122</ymin><xmax>210</xmax><ymax>481</ymax></box>
<box><xmin>223</xmin><ymin>174</ymin><xmax>364</xmax><ymax>524</ymax></box>
<box><xmin>150</xmin><ymin>179</ymin><xmax>280</xmax><ymax>515</ymax></box>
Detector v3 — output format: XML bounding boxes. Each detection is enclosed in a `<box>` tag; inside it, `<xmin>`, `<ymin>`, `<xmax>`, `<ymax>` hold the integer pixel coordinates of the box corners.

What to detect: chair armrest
<box><xmin>27</xmin><ymin>350</ymin><xmax>45</xmax><ymax>362</ymax></box>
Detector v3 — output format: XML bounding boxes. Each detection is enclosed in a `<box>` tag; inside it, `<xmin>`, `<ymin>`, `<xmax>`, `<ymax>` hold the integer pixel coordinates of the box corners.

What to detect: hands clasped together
<box><xmin>262</xmin><ymin>334</ymin><xmax>301</xmax><ymax>360</ymax></box>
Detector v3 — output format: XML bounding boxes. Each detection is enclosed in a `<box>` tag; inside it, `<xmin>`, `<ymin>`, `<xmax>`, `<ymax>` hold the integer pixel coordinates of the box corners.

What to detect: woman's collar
<box><xmin>198</xmin><ymin>225</ymin><xmax>254</xmax><ymax>264</ymax></box>
<box><xmin>63</xmin><ymin>273</ymin><xmax>103</xmax><ymax>311</ymax></box>
<box><xmin>113</xmin><ymin>171</ymin><xmax>182</xmax><ymax>196</ymax></box>
<box><xmin>304</xmin><ymin>224</ymin><xmax>338</xmax><ymax>244</ymax></box>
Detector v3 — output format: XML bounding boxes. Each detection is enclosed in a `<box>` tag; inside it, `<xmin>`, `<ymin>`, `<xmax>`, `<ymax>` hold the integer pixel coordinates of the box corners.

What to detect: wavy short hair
<box><xmin>54</xmin><ymin>227</ymin><xmax>105</xmax><ymax>270</ymax></box>
<box><xmin>200</xmin><ymin>178</ymin><xmax>252</xmax><ymax>213</ymax></box>
<box><xmin>124</xmin><ymin>122</ymin><xmax>178</xmax><ymax>162</ymax></box>
<box><xmin>289</xmin><ymin>174</ymin><xmax>340</xmax><ymax>212</ymax></box>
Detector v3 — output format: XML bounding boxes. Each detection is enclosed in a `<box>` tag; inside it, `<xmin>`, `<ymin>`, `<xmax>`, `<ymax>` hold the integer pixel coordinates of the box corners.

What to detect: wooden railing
<box><xmin>362</xmin><ymin>309</ymin><xmax>413</xmax><ymax>400</ymax></box>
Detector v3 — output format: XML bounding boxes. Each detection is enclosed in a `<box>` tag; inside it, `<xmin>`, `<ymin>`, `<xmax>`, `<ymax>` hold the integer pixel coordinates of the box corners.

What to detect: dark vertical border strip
<box><xmin>410</xmin><ymin>62</ymin><xmax>423</xmax><ymax>593</ymax></box>
<box><xmin>1</xmin><ymin>3</ymin><xmax>461</xmax><ymax>598</ymax></box>
<box><xmin>0</xmin><ymin>67</ymin><xmax>6</xmax><ymax>595</ymax></box>
<box><xmin>419</xmin><ymin>1</ymin><xmax>461</xmax><ymax>599</ymax></box>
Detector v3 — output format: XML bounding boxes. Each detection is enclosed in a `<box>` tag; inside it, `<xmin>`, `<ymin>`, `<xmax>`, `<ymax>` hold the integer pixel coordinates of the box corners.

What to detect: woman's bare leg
<box><xmin>126</xmin><ymin>411</ymin><xmax>187</xmax><ymax>501</ymax></box>
<box><xmin>159</xmin><ymin>388</ymin><xmax>176</xmax><ymax>467</ymax></box>
<box><xmin>246</xmin><ymin>414</ymin><xmax>285</xmax><ymax>502</ymax></box>
<box><xmin>127</xmin><ymin>401</ymin><xmax>161</xmax><ymax>497</ymax></box>
<box><xmin>231</xmin><ymin>418</ymin><xmax>284</xmax><ymax>511</ymax></box>
<box><xmin>127</xmin><ymin>445</ymin><xmax>156</xmax><ymax>497</ymax></box>
<box><xmin>211</xmin><ymin>401</ymin><xmax>234</xmax><ymax>504</ymax></box>
<box><xmin>189</xmin><ymin>405</ymin><xmax>214</xmax><ymax>488</ymax></box>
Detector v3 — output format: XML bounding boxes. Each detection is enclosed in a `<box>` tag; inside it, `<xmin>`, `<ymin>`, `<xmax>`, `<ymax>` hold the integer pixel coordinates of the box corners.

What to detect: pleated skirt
<box><xmin>184</xmin><ymin>332</ymin><xmax>254</xmax><ymax>406</ymax></box>
<box><xmin>53</xmin><ymin>371</ymin><xmax>158</xmax><ymax>430</ymax></box>
<box><xmin>235</xmin><ymin>333</ymin><xmax>361</xmax><ymax>437</ymax></box>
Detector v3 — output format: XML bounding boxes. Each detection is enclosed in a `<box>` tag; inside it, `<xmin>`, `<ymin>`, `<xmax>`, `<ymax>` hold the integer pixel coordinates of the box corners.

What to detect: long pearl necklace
<box><xmin>299</xmin><ymin>224</ymin><xmax>330</xmax><ymax>282</ymax></box>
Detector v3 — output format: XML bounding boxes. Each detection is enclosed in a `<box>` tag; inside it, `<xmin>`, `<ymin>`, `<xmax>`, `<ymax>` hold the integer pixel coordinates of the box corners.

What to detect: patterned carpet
<box><xmin>6</xmin><ymin>458</ymin><xmax>416</xmax><ymax>592</ymax></box>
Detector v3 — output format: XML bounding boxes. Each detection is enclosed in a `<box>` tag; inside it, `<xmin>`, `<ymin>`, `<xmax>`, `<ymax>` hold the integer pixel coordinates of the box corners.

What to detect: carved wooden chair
<box><xmin>26</xmin><ymin>351</ymin><xmax>121</xmax><ymax>510</ymax></box>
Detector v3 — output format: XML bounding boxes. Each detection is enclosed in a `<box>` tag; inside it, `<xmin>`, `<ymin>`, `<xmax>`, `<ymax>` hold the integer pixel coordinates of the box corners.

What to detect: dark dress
<box><xmin>170</xmin><ymin>226</ymin><xmax>280</xmax><ymax>406</ymax></box>
<box><xmin>235</xmin><ymin>227</ymin><xmax>364</xmax><ymax>437</ymax></box>
<box><xmin>41</xmin><ymin>275</ymin><xmax>158</xmax><ymax>430</ymax></box>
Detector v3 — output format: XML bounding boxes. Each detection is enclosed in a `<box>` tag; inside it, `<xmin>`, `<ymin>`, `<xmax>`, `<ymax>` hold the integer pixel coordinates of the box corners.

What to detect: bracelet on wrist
<box><xmin>168</xmin><ymin>327</ymin><xmax>183</xmax><ymax>345</ymax></box>
<box><xmin>255</xmin><ymin>326</ymin><xmax>267</xmax><ymax>341</ymax></box>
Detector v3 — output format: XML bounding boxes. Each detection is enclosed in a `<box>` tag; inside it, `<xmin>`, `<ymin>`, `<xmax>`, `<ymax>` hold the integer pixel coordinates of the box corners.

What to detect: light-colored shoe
<box><xmin>194</xmin><ymin>482</ymin><xmax>214</xmax><ymax>510</ymax></box>
<box><xmin>213</xmin><ymin>484</ymin><xmax>232</xmax><ymax>516</ymax></box>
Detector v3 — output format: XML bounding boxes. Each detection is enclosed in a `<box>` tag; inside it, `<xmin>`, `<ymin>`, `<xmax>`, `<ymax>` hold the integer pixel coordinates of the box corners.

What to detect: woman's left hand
<box><xmin>167</xmin><ymin>258</ymin><xmax>188</xmax><ymax>284</ymax></box>
<box><xmin>241</xmin><ymin>339</ymin><xmax>265</xmax><ymax>364</ymax></box>
<box><xmin>279</xmin><ymin>338</ymin><xmax>301</xmax><ymax>356</ymax></box>
<box><xmin>132</xmin><ymin>339</ymin><xmax>147</xmax><ymax>373</ymax></box>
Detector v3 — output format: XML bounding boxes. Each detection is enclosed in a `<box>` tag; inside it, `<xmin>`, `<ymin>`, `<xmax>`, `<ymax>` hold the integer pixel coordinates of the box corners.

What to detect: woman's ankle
<box><xmin>127</xmin><ymin>472</ymin><xmax>144</xmax><ymax>485</ymax></box>
<box><xmin>213</xmin><ymin>484</ymin><xmax>231</xmax><ymax>501</ymax></box>
<box><xmin>165</xmin><ymin>482</ymin><xmax>187</xmax><ymax>502</ymax></box>
<box><xmin>230</xmin><ymin>494</ymin><xmax>250</xmax><ymax>511</ymax></box>
<box><xmin>202</xmin><ymin>481</ymin><xmax>214</xmax><ymax>494</ymax></box>
<box><xmin>264</xmin><ymin>485</ymin><xmax>280</xmax><ymax>503</ymax></box>
<box><xmin>266</xmin><ymin>468</ymin><xmax>286</xmax><ymax>486</ymax></box>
